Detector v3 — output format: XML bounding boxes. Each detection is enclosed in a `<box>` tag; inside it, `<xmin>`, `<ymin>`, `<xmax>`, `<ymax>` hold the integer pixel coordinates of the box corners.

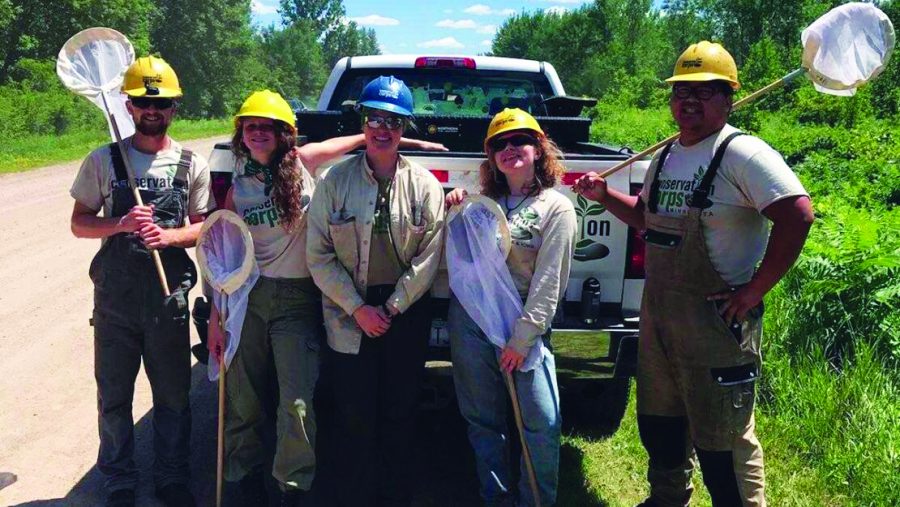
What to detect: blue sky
<box><xmin>250</xmin><ymin>0</ymin><xmax>600</xmax><ymax>55</ymax></box>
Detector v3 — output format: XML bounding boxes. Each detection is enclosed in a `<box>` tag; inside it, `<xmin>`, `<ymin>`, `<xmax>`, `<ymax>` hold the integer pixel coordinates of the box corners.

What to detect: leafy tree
<box><xmin>257</xmin><ymin>20</ymin><xmax>328</xmax><ymax>101</ymax></box>
<box><xmin>278</xmin><ymin>0</ymin><xmax>345</xmax><ymax>38</ymax></box>
<box><xmin>151</xmin><ymin>0</ymin><xmax>258</xmax><ymax>117</ymax></box>
<box><xmin>0</xmin><ymin>0</ymin><xmax>154</xmax><ymax>83</ymax></box>
<box><xmin>322</xmin><ymin>22</ymin><xmax>379</xmax><ymax>68</ymax></box>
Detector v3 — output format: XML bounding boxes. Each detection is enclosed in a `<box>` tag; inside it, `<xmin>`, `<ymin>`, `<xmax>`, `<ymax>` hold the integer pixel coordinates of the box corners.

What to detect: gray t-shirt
<box><xmin>640</xmin><ymin>124</ymin><xmax>808</xmax><ymax>285</ymax></box>
<box><xmin>70</xmin><ymin>137</ymin><xmax>214</xmax><ymax>217</ymax></box>
<box><xmin>233</xmin><ymin>158</ymin><xmax>315</xmax><ymax>278</ymax></box>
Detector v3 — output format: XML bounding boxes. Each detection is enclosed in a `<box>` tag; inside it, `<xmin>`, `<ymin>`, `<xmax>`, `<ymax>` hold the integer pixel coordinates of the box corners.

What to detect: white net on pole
<box><xmin>801</xmin><ymin>2</ymin><xmax>896</xmax><ymax>96</ymax></box>
<box><xmin>197</xmin><ymin>211</ymin><xmax>259</xmax><ymax>381</ymax></box>
<box><xmin>56</xmin><ymin>27</ymin><xmax>135</xmax><ymax>138</ymax></box>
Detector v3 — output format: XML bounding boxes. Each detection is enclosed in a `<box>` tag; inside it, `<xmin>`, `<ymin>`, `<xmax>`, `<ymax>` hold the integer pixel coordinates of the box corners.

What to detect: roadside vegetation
<box><xmin>494</xmin><ymin>1</ymin><xmax>899</xmax><ymax>505</ymax></box>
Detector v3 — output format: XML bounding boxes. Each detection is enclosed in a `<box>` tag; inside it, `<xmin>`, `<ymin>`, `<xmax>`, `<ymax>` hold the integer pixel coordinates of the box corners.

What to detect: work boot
<box><xmin>155</xmin><ymin>483</ymin><xmax>196</xmax><ymax>507</ymax></box>
<box><xmin>280</xmin><ymin>487</ymin><xmax>309</xmax><ymax>507</ymax></box>
<box><xmin>239</xmin><ymin>470</ymin><xmax>268</xmax><ymax>506</ymax></box>
<box><xmin>105</xmin><ymin>489</ymin><xmax>135</xmax><ymax>507</ymax></box>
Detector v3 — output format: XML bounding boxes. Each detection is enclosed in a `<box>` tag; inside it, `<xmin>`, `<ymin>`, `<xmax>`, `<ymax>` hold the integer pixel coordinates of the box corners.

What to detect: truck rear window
<box><xmin>329</xmin><ymin>68</ymin><xmax>556</xmax><ymax>117</ymax></box>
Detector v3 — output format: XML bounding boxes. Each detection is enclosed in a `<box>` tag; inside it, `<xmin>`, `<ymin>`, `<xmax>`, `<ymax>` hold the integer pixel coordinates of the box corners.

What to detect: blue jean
<box><xmin>448</xmin><ymin>295</ymin><xmax>561</xmax><ymax>507</ymax></box>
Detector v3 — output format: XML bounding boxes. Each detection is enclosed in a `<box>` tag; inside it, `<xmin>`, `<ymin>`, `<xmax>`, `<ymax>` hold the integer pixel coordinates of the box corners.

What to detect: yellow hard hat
<box><xmin>484</xmin><ymin>108</ymin><xmax>544</xmax><ymax>151</ymax></box>
<box><xmin>122</xmin><ymin>56</ymin><xmax>183</xmax><ymax>98</ymax></box>
<box><xmin>666</xmin><ymin>41</ymin><xmax>741</xmax><ymax>90</ymax></box>
<box><xmin>233</xmin><ymin>90</ymin><xmax>296</xmax><ymax>131</ymax></box>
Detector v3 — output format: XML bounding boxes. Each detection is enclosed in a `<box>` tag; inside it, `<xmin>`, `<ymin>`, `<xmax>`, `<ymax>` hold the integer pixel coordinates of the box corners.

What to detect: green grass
<box><xmin>2</xmin><ymin>118</ymin><xmax>231</xmax><ymax>174</ymax></box>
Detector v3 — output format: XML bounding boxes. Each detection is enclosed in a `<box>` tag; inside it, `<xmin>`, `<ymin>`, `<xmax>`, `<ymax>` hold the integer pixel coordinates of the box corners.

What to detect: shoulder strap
<box><xmin>646</xmin><ymin>142</ymin><xmax>674</xmax><ymax>214</ymax></box>
<box><xmin>109</xmin><ymin>143</ymin><xmax>129</xmax><ymax>184</ymax></box>
<box><xmin>173</xmin><ymin>148</ymin><xmax>192</xmax><ymax>189</ymax></box>
<box><xmin>688</xmin><ymin>131</ymin><xmax>743</xmax><ymax>209</ymax></box>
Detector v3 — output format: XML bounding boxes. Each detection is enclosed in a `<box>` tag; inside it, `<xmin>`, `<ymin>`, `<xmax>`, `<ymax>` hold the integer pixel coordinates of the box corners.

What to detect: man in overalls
<box><xmin>573</xmin><ymin>42</ymin><xmax>815</xmax><ymax>506</ymax></box>
<box><xmin>70</xmin><ymin>56</ymin><xmax>215</xmax><ymax>507</ymax></box>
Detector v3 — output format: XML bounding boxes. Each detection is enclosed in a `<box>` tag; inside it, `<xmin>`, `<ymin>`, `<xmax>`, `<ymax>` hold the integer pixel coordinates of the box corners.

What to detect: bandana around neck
<box><xmin>243</xmin><ymin>158</ymin><xmax>274</xmax><ymax>196</ymax></box>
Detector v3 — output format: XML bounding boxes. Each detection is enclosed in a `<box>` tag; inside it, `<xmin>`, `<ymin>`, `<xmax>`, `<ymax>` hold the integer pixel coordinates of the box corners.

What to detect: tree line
<box><xmin>490</xmin><ymin>0</ymin><xmax>898</xmax><ymax>121</ymax></box>
<box><xmin>0</xmin><ymin>0</ymin><xmax>377</xmax><ymax>134</ymax></box>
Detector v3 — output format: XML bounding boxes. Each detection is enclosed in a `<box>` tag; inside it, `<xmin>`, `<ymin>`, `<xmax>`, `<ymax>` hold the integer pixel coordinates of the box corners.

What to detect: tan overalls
<box><xmin>637</xmin><ymin>132</ymin><xmax>766</xmax><ymax>507</ymax></box>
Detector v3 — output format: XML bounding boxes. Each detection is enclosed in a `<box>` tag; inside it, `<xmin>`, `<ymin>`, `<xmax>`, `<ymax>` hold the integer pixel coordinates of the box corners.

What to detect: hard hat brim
<box><xmin>358</xmin><ymin>100</ymin><xmax>414</xmax><ymax>118</ymax></box>
<box><xmin>233</xmin><ymin>113</ymin><xmax>297</xmax><ymax>131</ymax></box>
<box><xmin>665</xmin><ymin>73</ymin><xmax>741</xmax><ymax>90</ymax></box>
<box><xmin>124</xmin><ymin>87</ymin><xmax>183</xmax><ymax>98</ymax></box>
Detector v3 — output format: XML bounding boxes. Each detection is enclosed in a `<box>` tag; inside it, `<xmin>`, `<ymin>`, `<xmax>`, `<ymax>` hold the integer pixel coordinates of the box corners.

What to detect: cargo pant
<box><xmin>224</xmin><ymin>276</ymin><xmax>322</xmax><ymax>490</ymax></box>
<box><xmin>637</xmin><ymin>206</ymin><xmax>765</xmax><ymax>507</ymax></box>
<box><xmin>90</xmin><ymin>166</ymin><xmax>196</xmax><ymax>493</ymax></box>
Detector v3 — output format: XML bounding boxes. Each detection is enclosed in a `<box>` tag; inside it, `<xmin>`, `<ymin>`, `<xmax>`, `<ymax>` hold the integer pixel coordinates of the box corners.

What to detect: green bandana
<box><xmin>243</xmin><ymin>158</ymin><xmax>274</xmax><ymax>196</ymax></box>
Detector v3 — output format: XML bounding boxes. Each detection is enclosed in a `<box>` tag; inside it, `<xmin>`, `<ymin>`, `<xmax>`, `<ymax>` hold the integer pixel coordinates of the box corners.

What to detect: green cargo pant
<box><xmin>224</xmin><ymin>276</ymin><xmax>322</xmax><ymax>490</ymax></box>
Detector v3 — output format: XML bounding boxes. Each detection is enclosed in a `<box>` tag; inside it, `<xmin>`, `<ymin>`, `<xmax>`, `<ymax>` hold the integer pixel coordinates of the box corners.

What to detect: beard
<box><xmin>135</xmin><ymin>116</ymin><xmax>171</xmax><ymax>136</ymax></box>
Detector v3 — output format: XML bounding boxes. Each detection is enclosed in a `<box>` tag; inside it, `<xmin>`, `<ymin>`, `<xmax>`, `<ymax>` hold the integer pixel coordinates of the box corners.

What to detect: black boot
<box><xmin>238</xmin><ymin>470</ymin><xmax>268</xmax><ymax>506</ymax></box>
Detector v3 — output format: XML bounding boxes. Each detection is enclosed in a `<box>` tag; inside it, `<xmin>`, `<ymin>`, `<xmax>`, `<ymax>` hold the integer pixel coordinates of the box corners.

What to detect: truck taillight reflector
<box><xmin>626</xmin><ymin>183</ymin><xmax>646</xmax><ymax>279</ymax></box>
<box><xmin>562</xmin><ymin>172</ymin><xmax>585</xmax><ymax>185</ymax></box>
<box><xmin>211</xmin><ymin>173</ymin><xmax>232</xmax><ymax>211</ymax></box>
<box><xmin>429</xmin><ymin>169</ymin><xmax>449</xmax><ymax>182</ymax></box>
<box><xmin>415</xmin><ymin>57</ymin><xmax>476</xmax><ymax>69</ymax></box>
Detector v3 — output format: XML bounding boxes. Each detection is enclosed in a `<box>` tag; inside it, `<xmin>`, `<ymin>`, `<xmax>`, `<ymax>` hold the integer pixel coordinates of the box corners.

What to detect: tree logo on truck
<box><xmin>575</xmin><ymin>194</ymin><xmax>610</xmax><ymax>261</ymax></box>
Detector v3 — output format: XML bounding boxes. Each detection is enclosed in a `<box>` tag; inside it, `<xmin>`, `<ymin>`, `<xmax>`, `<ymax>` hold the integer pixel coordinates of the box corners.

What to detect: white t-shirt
<box><xmin>70</xmin><ymin>137</ymin><xmax>215</xmax><ymax>218</ymax></box>
<box><xmin>640</xmin><ymin>125</ymin><xmax>808</xmax><ymax>285</ymax></box>
<box><xmin>232</xmin><ymin>158</ymin><xmax>316</xmax><ymax>279</ymax></box>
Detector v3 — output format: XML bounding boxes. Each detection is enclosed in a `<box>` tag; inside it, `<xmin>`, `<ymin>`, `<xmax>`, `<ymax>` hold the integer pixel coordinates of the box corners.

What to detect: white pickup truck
<box><xmin>200</xmin><ymin>55</ymin><xmax>650</xmax><ymax>427</ymax></box>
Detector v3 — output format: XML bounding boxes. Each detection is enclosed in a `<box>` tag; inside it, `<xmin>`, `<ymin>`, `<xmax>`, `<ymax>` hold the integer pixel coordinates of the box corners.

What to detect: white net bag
<box><xmin>801</xmin><ymin>2</ymin><xmax>896</xmax><ymax>96</ymax></box>
<box><xmin>197</xmin><ymin>210</ymin><xmax>259</xmax><ymax>381</ymax></box>
<box><xmin>56</xmin><ymin>27</ymin><xmax>135</xmax><ymax>138</ymax></box>
<box><xmin>446</xmin><ymin>196</ymin><xmax>546</xmax><ymax>372</ymax></box>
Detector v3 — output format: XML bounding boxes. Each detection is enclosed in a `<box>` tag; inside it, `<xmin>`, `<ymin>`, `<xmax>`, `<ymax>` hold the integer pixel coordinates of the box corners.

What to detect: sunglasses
<box><xmin>243</xmin><ymin>122</ymin><xmax>276</xmax><ymax>133</ymax></box>
<box><xmin>130</xmin><ymin>97</ymin><xmax>176</xmax><ymax>110</ymax></box>
<box><xmin>489</xmin><ymin>134</ymin><xmax>537</xmax><ymax>151</ymax></box>
<box><xmin>364</xmin><ymin>115</ymin><xmax>405</xmax><ymax>130</ymax></box>
<box><xmin>671</xmin><ymin>85</ymin><xmax>720</xmax><ymax>101</ymax></box>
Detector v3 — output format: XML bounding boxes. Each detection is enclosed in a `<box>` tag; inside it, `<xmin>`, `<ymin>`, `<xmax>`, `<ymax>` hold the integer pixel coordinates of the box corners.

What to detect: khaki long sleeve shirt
<box><xmin>306</xmin><ymin>153</ymin><xmax>446</xmax><ymax>354</ymax></box>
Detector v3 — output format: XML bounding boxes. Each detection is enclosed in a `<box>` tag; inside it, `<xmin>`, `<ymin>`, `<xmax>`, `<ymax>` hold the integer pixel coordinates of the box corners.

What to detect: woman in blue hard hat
<box><xmin>306</xmin><ymin>76</ymin><xmax>446</xmax><ymax>507</ymax></box>
<box><xmin>207</xmin><ymin>89</ymin><xmax>445</xmax><ymax>505</ymax></box>
<box><xmin>445</xmin><ymin>108</ymin><xmax>576</xmax><ymax>507</ymax></box>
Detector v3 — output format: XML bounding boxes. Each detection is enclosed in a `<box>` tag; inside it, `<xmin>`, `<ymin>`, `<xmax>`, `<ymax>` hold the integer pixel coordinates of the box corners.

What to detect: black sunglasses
<box><xmin>131</xmin><ymin>97</ymin><xmax>176</xmax><ymax>110</ymax></box>
<box><xmin>364</xmin><ymin>114</ymin><xmax>405</xmax><ymax>130</ymax></box>
<box><xmin>489</xmin><ymin>133</ymin><xmax>537</xmax><ymax>151</ymax></box>
<box><xmin>671</xmin><ymin>85</ymin><xmax>720</xmax><ymax>101</ymax></box>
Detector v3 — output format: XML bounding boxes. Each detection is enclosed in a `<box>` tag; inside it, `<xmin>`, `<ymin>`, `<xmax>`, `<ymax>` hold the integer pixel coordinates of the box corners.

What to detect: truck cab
<box><xmin>202</xmin><ymin>55</ymin><xmax>649</xmax><ymax>427</ymax></box>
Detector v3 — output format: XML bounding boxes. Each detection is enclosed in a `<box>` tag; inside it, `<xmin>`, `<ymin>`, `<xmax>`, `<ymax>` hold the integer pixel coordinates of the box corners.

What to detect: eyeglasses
<box><xmin>489</xmin><ymin>134</ymin><xmax>537</xmax><ymax>152</ymax></box>
<box><xmin>364</xmin><ymin>114</ymin><xmax>405</xmax><ymax>130</ymax></box>
<box><xmin>243</xmin><ymin>122</ymin><xmax>276</xmax><ymax>133</ymax></box>
<box><xmin>130</xmin><ymin>97</ymin><xmax>176</xmax><ymax>110</ymax></box>
<box><xmin>672</xmin><ymin>85</ymin><xmax>720</xmax><ymax>101</ymax></box>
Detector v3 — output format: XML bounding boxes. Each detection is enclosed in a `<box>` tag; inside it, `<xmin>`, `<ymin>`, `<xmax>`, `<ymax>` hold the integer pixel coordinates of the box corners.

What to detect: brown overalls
<box><xmin>637</xmin><ymin>132</ymin><xmax>766</xmax><ymax>507</ymax></box>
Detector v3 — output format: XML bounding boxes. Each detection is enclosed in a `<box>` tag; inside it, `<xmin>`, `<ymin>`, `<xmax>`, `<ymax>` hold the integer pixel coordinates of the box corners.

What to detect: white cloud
<box><xmin>351</xmin><ymin>14</ymin><xmax>400</xmax><ymax>26</ymax></box>
<box><xmin>481</xmin><ymin>39</ymin><xmax>492</xmax><ymax>46</ymax></box>
<box><xmin>541</xmin><ymin>0</ymin><xmax>581</xmax><ymax>3</ymax></box>
<box><xmin>251</xmin><ymin>0</ymin><xmax>277</xmax><ymax>15</ymax></box>
<box><xmin>417</xmin><ymin>37</ymin><xmax>465</xmax><ymax>49</ymax></box>
<box><xmin>436</xmin><ymin>19</ymin><xmax>478</xmax><ymax>29</ymax></box>
<box><xmin>546</xmin><ymin>6</ymin><xmax>569</xmax><ymax>15</ymax></box>
<box><xmin>464</xmin><ymin>4</ymin><xmax>517</xmax><ymax>16</ymax></box>
<box><xmin>476</xmin><ymin>24</ymin><xmax>497</xmax><ymax>34</ymax></box>
<box><xmin>464</xmin><ymin>4</ymin><xmax>492</xmax><ymax>15</ymax></box>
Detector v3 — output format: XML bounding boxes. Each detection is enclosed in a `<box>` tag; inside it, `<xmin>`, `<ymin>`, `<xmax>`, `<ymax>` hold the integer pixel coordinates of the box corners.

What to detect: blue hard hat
<box><xmin>357</xmin><ymin>76</ymin><xmax>414</xmax><ymax>117</ymax></box>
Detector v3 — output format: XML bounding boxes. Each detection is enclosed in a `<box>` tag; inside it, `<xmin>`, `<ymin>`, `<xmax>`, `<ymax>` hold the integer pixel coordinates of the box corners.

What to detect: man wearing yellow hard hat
<box><xmin>575</xmin><ymin>42</ymin><xmax>814</xmax><ymax>507</ymax></box>
<box><xmin>70</xmin><ymin>55</ymin><xmax>215</xmax><ymax>507</ymax></box>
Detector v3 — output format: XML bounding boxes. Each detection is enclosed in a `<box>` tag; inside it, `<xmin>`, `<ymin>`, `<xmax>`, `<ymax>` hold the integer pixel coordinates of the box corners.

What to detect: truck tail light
<box><xmin>211</xmin><ymin>172</ymin><xmax>232</xmax><ymax>211</ymax></box>
<box><xmin>429</xmin><ymin>169</ymin><xmax>449</xmax><ymax>183</ymax></box>
<box><xmin>415</xmin><ymin>57</ymin><xmax>476</xmax><ymax>69</ymax></box>
<box><xmin>625</xmin><ymin>183</ymin><xmax>645</xmax><ymax>279</ymax></box>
